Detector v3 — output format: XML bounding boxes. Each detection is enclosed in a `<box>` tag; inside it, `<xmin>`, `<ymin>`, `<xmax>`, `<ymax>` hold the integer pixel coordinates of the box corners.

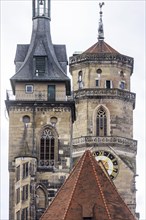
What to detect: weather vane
<box><xmin>99</xmin><ymin>2</ymin><xmax>104</xmax><ymax>11</ymax></box>
<box><xmin>98</xmin><ymin>2</ymin><xmax>105</xmax><ymax>41</ymax></box>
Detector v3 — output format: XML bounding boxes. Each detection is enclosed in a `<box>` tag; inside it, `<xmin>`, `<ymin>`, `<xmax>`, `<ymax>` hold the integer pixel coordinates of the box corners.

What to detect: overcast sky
<box><xmin>1</xmin><ymin>1</ymin><xmax>145</xmax><ymax>219</ymax></box>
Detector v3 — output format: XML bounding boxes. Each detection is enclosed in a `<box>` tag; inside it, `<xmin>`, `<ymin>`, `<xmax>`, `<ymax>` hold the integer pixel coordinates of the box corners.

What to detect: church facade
<box><xmin>5</xmin><ymin>0</ymin><xmax>139</xmax><ymax>219</ymax></box>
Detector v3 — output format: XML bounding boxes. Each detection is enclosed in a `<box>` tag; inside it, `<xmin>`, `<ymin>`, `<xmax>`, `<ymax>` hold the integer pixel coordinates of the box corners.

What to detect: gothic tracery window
<box><xmin>96</xmin><ymin>107</ymin><xmax>107</xmax><ymax>136</ymax></box>
<box><xmin>40</xmin><ymin>127</ymin><xmax>56</xmax><ymax>166</ymax></box>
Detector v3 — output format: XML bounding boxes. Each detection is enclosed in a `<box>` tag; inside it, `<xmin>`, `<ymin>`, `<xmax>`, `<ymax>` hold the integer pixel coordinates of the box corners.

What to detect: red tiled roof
<box><xmin>82</xmin><ymin>40</ymin><xmax>120</xmax><ymax>54</ymax></box>
<box><xmin>41</xmin><ymin>150</ymin><xmax>136</xmax><ymax>220</ymax></box>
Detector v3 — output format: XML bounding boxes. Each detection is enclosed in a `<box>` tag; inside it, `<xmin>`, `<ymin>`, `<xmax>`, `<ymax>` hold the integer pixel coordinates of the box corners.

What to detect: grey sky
<box><xmin>1</xmin><ymin>1</ymin><xmax>145</xmax><ymax>219</ymax></box>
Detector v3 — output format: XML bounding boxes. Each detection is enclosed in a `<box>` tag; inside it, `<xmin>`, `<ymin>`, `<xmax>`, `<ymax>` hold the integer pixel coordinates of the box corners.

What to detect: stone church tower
<box><xmin>5</xmin><ymin>0</ymin><xmax>75</xmax><ymax>219</ymax></box>
<box><xmin>5</xmin><ymin>1</ymin><xmax>139</xmax><ymax>220</ymax></box>
<box><xmin>69</xmin><ymin>3</ymin><xmax>138</xmax><ymax>219</ymax></box>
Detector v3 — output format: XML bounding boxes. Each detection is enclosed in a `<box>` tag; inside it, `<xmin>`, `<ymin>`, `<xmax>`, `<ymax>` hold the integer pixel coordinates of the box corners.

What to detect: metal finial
<box><xmin>99</xmin><ymin>2</ymin><xmax>104</xmax><ymax>10</ymax></box>
<box><xmin>98</xmin><ymin>2</ymin><xmax>105</xmax><ymax>41</ymax></box>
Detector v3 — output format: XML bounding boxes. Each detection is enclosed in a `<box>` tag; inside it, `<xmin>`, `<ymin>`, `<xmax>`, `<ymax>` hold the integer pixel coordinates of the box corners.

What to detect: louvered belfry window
<box><xmin>35</xmin><ymin>56</ymin><xmax>46</xmax><ymax>75</ymax></box>
<box><xmin>96</xmin><ymin>107</ymin><xmax>107</xmax><ymax>136</ymax></box>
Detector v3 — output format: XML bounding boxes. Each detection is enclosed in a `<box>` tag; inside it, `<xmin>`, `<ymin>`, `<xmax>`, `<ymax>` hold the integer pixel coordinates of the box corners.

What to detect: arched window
<box><xmin>78</xmin><ymin>71</ymin><xmax>83</xmax><ymax>89</ymax></box>
<box><xmin>96</xmin><ymin>107</ymin><xmax>107</xmax><ymax>136</ymax></box>
<box><xmin>36</xmin><ymin>185</ymin><xmax>47</xmax><ymax>220</ymax></box>
<box><xmin>40</xmin><ymin>127</ymin><xmax>56</xmax><ymax>166</ymax></box>
<box><xmin>36</xmin><ymin>187</ymin><xmax>46</xmax><ymax>209</ymax></box>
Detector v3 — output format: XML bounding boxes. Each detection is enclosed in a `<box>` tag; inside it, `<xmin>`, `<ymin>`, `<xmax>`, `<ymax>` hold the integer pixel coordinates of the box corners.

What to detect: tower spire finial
<box><xmin>98</xmin><ymin>2</ymin><xmax>104</xmax><ymax>41</ymax></box>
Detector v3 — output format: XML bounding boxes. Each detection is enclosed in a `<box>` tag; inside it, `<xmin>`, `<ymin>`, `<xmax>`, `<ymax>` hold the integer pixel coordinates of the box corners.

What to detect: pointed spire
<box><xmin>98</xmin><ymin>2</ymin><xmax>104</xmax><ymax>41</ymax></box>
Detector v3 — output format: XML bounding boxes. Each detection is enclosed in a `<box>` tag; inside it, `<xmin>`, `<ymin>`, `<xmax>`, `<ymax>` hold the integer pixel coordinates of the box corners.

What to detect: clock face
<box><xmin>93</xmin><ymin>150</ymin><xmax>119</xmax><ymax>180</ymax></box>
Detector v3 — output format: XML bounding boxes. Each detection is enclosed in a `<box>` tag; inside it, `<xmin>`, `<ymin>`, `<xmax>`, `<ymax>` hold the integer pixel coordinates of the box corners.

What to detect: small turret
<box><xmin>32</xmin><ymin>0</ymin><xmax>51</xmax><ymax>19</ymax></box>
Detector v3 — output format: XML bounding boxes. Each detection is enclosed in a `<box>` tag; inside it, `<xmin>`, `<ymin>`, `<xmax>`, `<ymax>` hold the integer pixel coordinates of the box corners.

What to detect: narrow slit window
<box><xmin>95</xmin><ymin>80</ymin><xmax>99</xmax><ymax>87</ymax></box>
<box><xmin>22</xmin><ymin>162</ymin><xmax>29</xmax><ymax>179</ymax></box>
<box><xmin>16</xmin><ymin>188</ymin><xmax>20</xmax><ymax>204</ymax></box>
<box><xmin>78</xmin><ymin>71</ymin><xmax>83</xmax><ymax>89</ymax></box>
<box><xmin>16</xmin><ymin>165</ymin><xmax>20</xmax><ymax>182</ymax></box>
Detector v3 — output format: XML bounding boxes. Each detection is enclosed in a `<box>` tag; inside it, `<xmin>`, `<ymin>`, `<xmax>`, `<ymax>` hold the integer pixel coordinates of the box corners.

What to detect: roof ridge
<box><xmin>104</xmin><ymin>41</ymin><xmax>119</xmax><ymax>53</ymax></box>
<box><xmin>90</xmin><ymin>150</ymin><xmax>135</xmax><ymax>219</ymax></box>
<box><xmin>102</xmin><ymin>159</ymin><xmax>136</xmax><ymax>218</ymax></box>
<box><xmin>88</xmin><ymin>151</ymin><xmax>112</xmax><ymax>220</ymax></box>
<box><xmin>63</xmin><ymin>152</ymin><xmax>87</xmax><ymax>220</ymax></box>
<box><xmin>40</xmin><ymin>152</ymin><xmax>86</xmax><ymax>220</ymax></box>
<box><xmin>89</xmin><ymin>43</ymin><xmax>98</xmax><ymax>53</ymax></box>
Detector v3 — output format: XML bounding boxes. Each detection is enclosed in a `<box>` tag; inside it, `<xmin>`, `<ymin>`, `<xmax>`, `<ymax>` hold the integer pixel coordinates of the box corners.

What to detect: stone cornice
<box><xmin>69</xmin><ymin>53</ymin><xmax>133</xmax><ymax>74</ymax></box>
<box><xmin>72</xmin><ymin>136</ymin><xmax>137</xmax><ymax>152</ymax></box>
<box><xmin>5</xmin><ymin>100</ymin><xmax>76</xmax><ymax>122</ymax></box>
<box><xmin>74</xmin><ymin>88</ymin><xmax>135</xmax><ymax>109</ymax></box>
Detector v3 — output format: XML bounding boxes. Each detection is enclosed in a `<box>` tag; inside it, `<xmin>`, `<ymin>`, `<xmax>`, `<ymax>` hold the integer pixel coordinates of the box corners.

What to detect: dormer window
<box><xmin>35</xmin><ymin>56</ymin><xmax>46</xmax><ymax>75</ymax></box>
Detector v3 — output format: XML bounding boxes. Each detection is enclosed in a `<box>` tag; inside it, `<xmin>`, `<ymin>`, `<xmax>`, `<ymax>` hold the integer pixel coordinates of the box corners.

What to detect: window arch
<box><xmin>36</xmin><ymin>186</ymin><xmax>46</xmax><ymax>209</ymax></box>
<box><xmin>39</xmin><ymin>127</ymin><xmax>58</xmax><ymax>166</ymax></box>
<box><xmin>78</xmin><ymin>70</ymin><xmax>83</xmax><ymax>89</ymax></box>
<box><xmin>96</xmin><ymin>107</ymin><xmax>107</xmax><ymax>136</ymax></box>
<box><xmin>93</xmin><ymin>105</ymin><xmax>110</xmax><ymax>137</ymax></box>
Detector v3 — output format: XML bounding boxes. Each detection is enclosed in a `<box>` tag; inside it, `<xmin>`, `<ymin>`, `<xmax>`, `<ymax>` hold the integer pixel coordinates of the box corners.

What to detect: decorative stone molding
<box><xmin>39</xmin><ymin>159</ymin><xmax>55</xmax><ymax>167</ymax></box>
<box><xmin>73</xmin><ymin>88</ymin><xmax>135</xmax><ymax>108</ymax></box>
<box><xmin>72</xmin><ymin>136</ymin><xmax>137</xmax><ymax>151</ymax></box>
<box><xmin>69</xmin><ymin>53</ymin><xmax>133</xmax><ymax>72</ymax></box>
<box><xmin>6</xmin><ymin>90</ymin><xmax>67</xmax><ymax>101</ymax></box>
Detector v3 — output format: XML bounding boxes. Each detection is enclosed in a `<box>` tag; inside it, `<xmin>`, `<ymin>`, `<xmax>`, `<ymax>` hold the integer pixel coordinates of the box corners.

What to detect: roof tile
<box><xmin>41</xmin><ymin>150</ymin><xmax>136</xmax><ymax>220</ymax></box>
<box><xmin>83</xmin><ymin>41</ymin><xmax>120</xmax><ymax>54</ymax></box>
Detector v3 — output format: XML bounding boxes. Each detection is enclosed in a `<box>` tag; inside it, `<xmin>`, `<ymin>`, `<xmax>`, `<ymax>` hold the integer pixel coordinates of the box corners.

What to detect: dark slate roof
<box><xmin>54</xmin><ymin>45</ymin><xmax>67</xmax><ymax>62</ymax></box>
<box><xmin>14</xmin><ymin>44</ymin><xmax>67</xmax><ymax>65</ymax></box>
<box><xmin>14</xmin><ymin>44</ymin><xmax>29</xmax><ymax>63</ymax></box>
<box><xmin>41</xmin><ymin>150</ymin><xmax>136</xmax><ymax>220</ymax></box>
<box><xmin>11</xmin><ymin>17</ymin><xmax>70</xmax><ymax>95</ymax></box>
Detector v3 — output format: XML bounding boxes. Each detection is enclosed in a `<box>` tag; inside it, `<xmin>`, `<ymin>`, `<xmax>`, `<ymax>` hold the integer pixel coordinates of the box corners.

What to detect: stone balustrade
<box><xmin>72</xmin><ymin>136</ymin><xmax>137</xmax><ymax>152</ymax></box>
<box><xmin>74</xmin><ymin>88</ymin><xmax>135</xmax><ymax>108</ymax></box>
